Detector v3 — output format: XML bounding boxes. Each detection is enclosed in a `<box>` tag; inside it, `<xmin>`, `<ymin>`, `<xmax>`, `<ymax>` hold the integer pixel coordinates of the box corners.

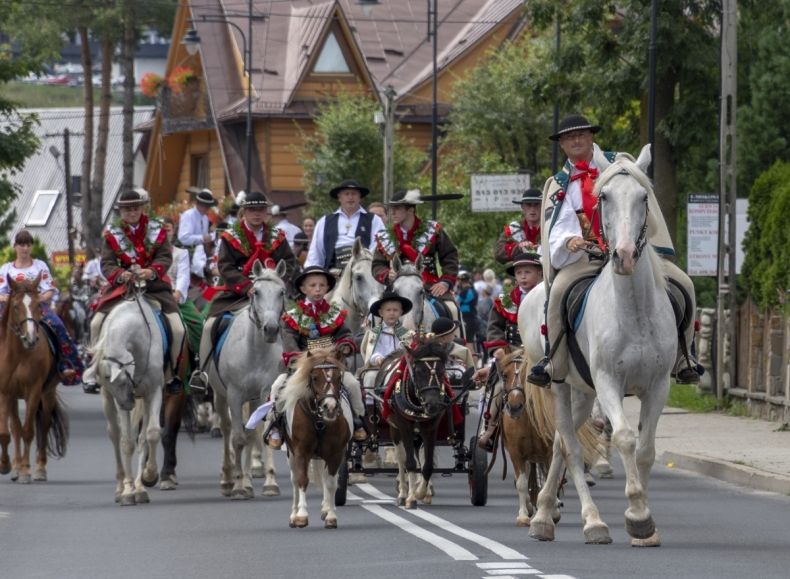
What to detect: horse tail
<box><xmin>181</xmin><ymin>394</ymin><xmax>199</xmax><ymax>441</ymax></box>
<box><xmin>36</xmin><ymin>394</ymin><xmax>70</xmax><ymax>458</ymax></box>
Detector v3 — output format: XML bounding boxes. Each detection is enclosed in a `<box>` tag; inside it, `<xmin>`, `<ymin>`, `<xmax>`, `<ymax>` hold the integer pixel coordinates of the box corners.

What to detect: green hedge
<box><xmin>741</xmin><ymin>161</ymin><xmax>790</xmax><ymax>311</ymax></box>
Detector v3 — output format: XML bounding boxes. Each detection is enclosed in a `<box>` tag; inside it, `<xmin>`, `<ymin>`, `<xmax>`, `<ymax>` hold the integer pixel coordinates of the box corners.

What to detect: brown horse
<box><xmin>0</xmin><ymin>275</ymin><xmax>69</xmax><ymax>483</ymax></box>
<box><xmin>280</xmin><ymin>350</ymin><xmax>351</xmax><ymax>529</ymax></box>
<box><xmin>497</xmin><ymin>348</ymin><xmax>601</xmax><ymax>527</ymax></box>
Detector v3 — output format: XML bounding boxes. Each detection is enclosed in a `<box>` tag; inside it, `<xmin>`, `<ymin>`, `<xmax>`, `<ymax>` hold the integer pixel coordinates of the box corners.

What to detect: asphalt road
<box><xmin>2</xmin><ymin>388</ymin><xmax>789</xmax><ymax>579</ymax></box>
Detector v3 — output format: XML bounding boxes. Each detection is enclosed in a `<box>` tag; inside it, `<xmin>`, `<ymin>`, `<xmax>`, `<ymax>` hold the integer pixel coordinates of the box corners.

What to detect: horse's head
<box><xmin>98</xmin><ymin>355</ymin><xmax>136</xmax><ymax>411</ymax></box>
<box><xmin>304</xmin><ymin>350</ymin><xmax>345</xmax><ymax>422</ymax></box>
<box><xmin>249</xmin><ymin>259</ymin><xmax>288</xmax><ymax>343</ymax></box>
<box><xmin>595</xmin><ymin>146</ymin><xmax>653</xmax><ymax>276</ymax></box>
<box><xmin>496</xmin><ymin>349</ymin><xmax>526</xmax><ymax>418</ymax></box>
<box><xmin>349</xmin><ymin>238</ymin><xmax>383</xmax><ymax>315</ymax></box>
<box><xmin>391</xmin><ymin>255</ymin><xmax>425</xmax><ymax>332</ymax></box>
<box><xmin>407</xmin><ymin>340</ymin><xmax>449</xmax><ymax>417</ymax></box>
<box><xmin>6</xmin><ymin>274</ymin><xmax>43</xmax><ymax>349</ymax></box>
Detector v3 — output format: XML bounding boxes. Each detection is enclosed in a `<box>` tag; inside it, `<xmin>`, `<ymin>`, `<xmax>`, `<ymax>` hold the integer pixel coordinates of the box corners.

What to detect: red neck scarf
<box><xmin>299</xmin><ymin>299</ymin><xmax>330</xmax><ymax>321</ymax></box>
<box><xmin>121</xmin><ymin>214</ymin><xmax>150</xmax><ymax>264</ymax></box>
<box><xmin>241</xmin><ymin>220</ymin><xmax>274</xmax><ymax>276</ymax></box>
<box><xmin>394</xmin><ymin>217</ymin><xmax>422</xmax><ymax>262</ymax></box>
<box><xmin>571</xmin><ymin>160</ymin><xmax>601</xmax><ymax>242</ymax></box>
<box><xmin>522</xmin><ymin>220</ymin><xmax>540</xmax><ymax>244</ymax></box>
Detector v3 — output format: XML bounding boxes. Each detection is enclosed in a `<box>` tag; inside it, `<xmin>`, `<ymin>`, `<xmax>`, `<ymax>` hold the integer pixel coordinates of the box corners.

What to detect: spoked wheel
<box><xmin>335</xmin><ymin>460</ymin><xmax>349</xmax><ymax>506</ymax></box>
<box><xmin>468</xmin><ymin>436</ymin><xmax>488</xmax><ymax>506</ymax></box>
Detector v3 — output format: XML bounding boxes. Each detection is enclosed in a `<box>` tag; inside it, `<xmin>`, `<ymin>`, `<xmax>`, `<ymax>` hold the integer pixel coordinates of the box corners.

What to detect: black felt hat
<box><xmin>506</xmin><ymin>251</ymin><xmax>542</xmax><ymax>276</ymax></box>
<box><xmin>236</xmin><ymin>191</ymin><xmax>270</xmax><ymax>208</ymax></box>
<box><xmin>369</xmin><ymin>291</ymin><xmax>413</xmax><ymax>317</ymax></box>
<box><xmin>294</xmin><ymin>266</ymin><xmax>336</xmax><ymax>293</ymax></box>
<box><xmin>549</xmin><ymin>114</ymin><xmax>601</xmax><ymax>141</ymax></box>
<box><xmin>513</xmin><ymin>188</ymin><xmax>543</xmax><ymax>205</ymax></box>
<box><xmin>430</xmin><ymin>318</ymin><xmax>456</xmax><ymax>338</ymax></box>
<box><xmin>195</xmin><ymin>189</ymin><xmax>218</xmax><ymax>206</ymax></box>
<box><xmin>115</xmin><ymin>188</ymin><xmax>150</xmax><ymax>208</ymax></box>
<box><xmin>329</xmin><ymin>179</ymin><xmax>370</xmax><ymax>199</ymax></box>
<box><xmin>387</xmin><ymin>189</ymin><xmax>423</xmax><ymax>206</ymax></box>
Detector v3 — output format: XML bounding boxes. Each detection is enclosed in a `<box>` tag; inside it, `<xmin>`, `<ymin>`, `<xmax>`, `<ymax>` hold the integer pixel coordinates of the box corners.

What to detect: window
<box><xmin>25</xmin><ymin>190</ymin><xmax>60</xmax><ymax>226</ymax></box>
<box><xmin>313</xmin><ymin>32</ymin><xmax>351</xmax><ymax>74</ymax></box>
<box><xmin>190</xmin><ymin>154</ymin><xmax>209</xmax><ymax>189</ymax></box>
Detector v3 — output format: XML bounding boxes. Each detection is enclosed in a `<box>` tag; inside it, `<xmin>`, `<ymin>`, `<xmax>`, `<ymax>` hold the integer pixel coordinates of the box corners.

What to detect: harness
<box><xmin>299</xmin><ymin>363</ymin><xmax>345</xmax><ymax>441</ymax></box>
<box><xmin>392</xmin><ymin>355</ymin><xmax>449</xmax><ymax>422</ymax></box>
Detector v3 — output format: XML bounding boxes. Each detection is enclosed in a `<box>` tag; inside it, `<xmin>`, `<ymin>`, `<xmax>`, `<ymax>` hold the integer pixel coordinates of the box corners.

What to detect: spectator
<box><xmin>456</xmin><ymin>270</ymin><xmax>479</xmax><ymax>344</ymax></box>
<box><xmin>302</xmin><ymin>216</ymin><xmax>316</xmax><ymax>242</ymax></box>
<box><xmin>367</xmin><ymin>201</ymin><xmax>388</xmax><ymax>224</ymax></box>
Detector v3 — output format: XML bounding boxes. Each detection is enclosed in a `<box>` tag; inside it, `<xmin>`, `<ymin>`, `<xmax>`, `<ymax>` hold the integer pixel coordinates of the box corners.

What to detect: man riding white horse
<box><xmin>191</xmin><ymin>191</ymin><xmax>296</xmax><ymax>389</ymax></box>
<box><xmin>527</xmin><ymin>114</ymin><xmax>702</xmax><ymax>387</ymax></box>
<box><xmin>88</xmin><ymin>188</ymin><xmax>186</xmax><ymax>393</ymax></box>
<box><xmin>304</xmin><ymin>179</ymin><xmax>385</xmax><ymax>277</ymax></box>
<box><xmin>371</xmin><ymin>188</ymin><xmax>462</xmax><ymax>330</ymax></box>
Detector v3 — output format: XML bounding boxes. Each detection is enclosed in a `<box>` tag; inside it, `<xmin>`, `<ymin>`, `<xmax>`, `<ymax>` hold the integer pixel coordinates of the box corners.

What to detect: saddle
<box><xmin>209</xmin><ymin>312</ymin><xmax>235</xmax><ymax>364</ymax></box>
<box><xmin>561</xmin><ymin>274</ymin><xmax>691</xmax><ymax>389</ymax></box>
<box><xmin>426</xmin><ymin>296</ymin><xmax>452</xmax><ymax>321</ymax></box>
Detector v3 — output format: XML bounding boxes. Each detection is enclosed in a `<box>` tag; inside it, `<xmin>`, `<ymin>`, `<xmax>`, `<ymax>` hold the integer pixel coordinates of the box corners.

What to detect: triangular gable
<box><xmin>286</xmin><ymin>3</ymin><xmax>379</xmax><ymax>107</ymax></box>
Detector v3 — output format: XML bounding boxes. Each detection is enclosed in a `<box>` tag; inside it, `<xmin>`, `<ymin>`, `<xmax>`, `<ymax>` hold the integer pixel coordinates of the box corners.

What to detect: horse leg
<box><xmin>400</xmin><ymin>430</ymin><xmax>420</xmax><ymax>509</ymax></box>
<box><xmin>16</xmin><ymin>390</ymin><xmax>40</xmax><ymax>484</ymax></box>
<box><xmin>393</xmin><ymin>438</ymin><xmax>408</xmax><ymax>506</ymax></box>
<box><xmin>229</xmin><ymin>397</ymin><xmax>252</xmax><ymax>499</ymax></box>
<box><xmin>0</xmin><ymin>394</ymin><xmax>13</xmax><ymax>475</ymax></box>
<box><xmin>415</xmin><ymin>425</ymin><xmax>437</xmax><ymax>503</ymax></box>
<box><xmin>116</xmin><ymin>406</ymin><xmax>137</xmax><ymax>506</ymax></box>
<box><xmin>160</xmin><ymin>389</ymin><xmax>184</xmax><ymax>490</ymax></box>
<box><xmin>629</xmin><ymin>380</ymin><xmax>669</xmax><ymax>548</ymax></box>
<box><xmin>288</xmin><ymin>452</ymin><xmax>310</xmax><ymax>528</ymax></box>
<box><xmin>251</xmin><ymin>422</ymin><xmax>265</xmax><ymax>478</ymax></box>
<box><xmin>513</xmin><ymin>452</ymin><xmax>532</xmax><ymax>527</ymax></box>
<box><xmin>214</xmin><ymin>392</ymin><xmax>234</xmax><ymax>497</ymax></box>
<box><xmin>139</xmin><ymin>389</ymin><xmax>163</xmax><ymax>498</ymax></box>
<box><xmin>33</xmin><ymin>390</ymin><xmax>57</xmax><ymax>481</ymax></box>
<box><xmin>261</xmin><ymin>443</ymin><xmax>280</xmax><ymax>497</ymax></box>
<box><xmin>321</xmin><ymin>459</ymin><xmax>339</xmax><ymax>529</ymax></box>
<box><xmin>101</xmin><ymin>389</ymin><xmax>125</xmax><ymax>502</ymax></box>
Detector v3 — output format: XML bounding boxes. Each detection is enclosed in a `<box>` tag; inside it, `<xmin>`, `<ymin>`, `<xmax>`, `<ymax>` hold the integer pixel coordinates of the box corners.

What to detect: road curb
<box><xmin>660</xmin><ymin>451</ymin><xmax>790</xmax><ymax>496</ymax></box>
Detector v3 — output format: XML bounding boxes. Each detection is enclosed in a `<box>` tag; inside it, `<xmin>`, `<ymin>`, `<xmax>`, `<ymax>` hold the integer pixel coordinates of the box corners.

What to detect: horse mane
<box><xmin>594</xmin><ymin>156</ymin><xmax>668</xmax><ymax>290</ymax></box>
<box><xmin>279</xmin><ymin>350</ymin><xmax>346</xmax><ymax>415</ymax></box>
<box><xmin>411</xmin><ymin>339</ymin><xmax>449</xmax><ymax>362</ymax></box>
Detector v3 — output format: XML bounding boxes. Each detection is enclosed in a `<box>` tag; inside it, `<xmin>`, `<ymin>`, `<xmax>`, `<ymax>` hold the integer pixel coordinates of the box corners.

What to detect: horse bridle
<box><xmin>104</xmin><ymin>356</ymin><xmax>138</xmax><ymax>390</ymax></box>
<box><xmin>8</xmin><ymin>290</ymin><xmax>41</xmax><ymax>348</ymax></box>
<box><xmin>247</xmin><ymin>278</ymin><xmax>285</xmax><ymax>331</ymax></box>
<box><xmin>499</xmin><ymin>355</ymin><xmax>526</xmax><ymax>417</ymax></box>
<box><xmin>307</xmin><ymin>362</ymin><xmax>344</xmax><ymax>422</ymax></box>
<box><xmin>595</xmin><ymin>170</ymin><xmax>650</xmax><ymax>260</ymax></box>
<box><xmin>394</xmin><ymin>270</ymin><xmax>426</xmax><ymax>330</ymax></box>
<box><xmin>405</xmin><ymin>354</ymin><xmax>448</xmax><ymax>409</ymax></box>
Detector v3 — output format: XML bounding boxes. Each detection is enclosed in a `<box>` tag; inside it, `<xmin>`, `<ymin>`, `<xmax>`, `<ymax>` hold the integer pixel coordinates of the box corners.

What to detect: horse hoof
<box><xmin>625</xmin><ymin>515</ymin><xmax>655</xmax><ymax>540</ymax></box>
<box><xmin>599</xmin><ymin>471</ymin><xmax>614</xmax><ymax>479</ymax></box>
<box><xmin>10</xmin><ymin>470</ymin><xmax>19</xmax><ymax>482</ymax></box>
<box><xmin>134</xmin><ymin>491</ymin><xmax>150</xmax><ymax>504</ymax></box>
<box><xmin>251</xmin><ymin>466</ymin><xmax>265</xmax><ymax>478</ymax></box>
<box><xmin>220</xmin><ymin>483</ymin><xmax>233</xmax><ymax>497</ymax></box>
<box><xmin>33</xmin><ymin>469</ymin><xmax>47</xmax><ymax>482</ymax></box>
<box><xmin>16</xmin><ymin>473</ymin><xmax>32</xmax><ymax>484</ymax></box>
<box><xmin>262</xmin><ymin>485</ymin><xmax>280</xmax><ymax>497</ymax></box>
<box><xmin>324</xmin><ymin>518</ymin><xmax>337</xmax><ymax>529</ymax></box>
<box><xmin>231</xmin><ymin>488</ymin><xmax>251</xmax><ymax>500</ymax></box>
<box><xmin>159</xmin><ymin>479</ymin><xmax>177</xmax><ymax>491</ymax></box>
<box><xmin>584</xmin><ymin>523</ymin><xmax>613</xmax><ymax>544</ymax></box>
<box><xmin>141</xmin><ymin>472</ymin><xmax>159</xmax><ymax>488</ymax></box>
<box><xmin>516</xmin><ymin>517</ymin><xmax>531</xmax><ymax>527</ymax></box>
<box><xmin>631</xmin><ymin>530</ymin><xmax>661</xmax><ymax>548</ymax></box>
<box><xmin>396</xmin><ymin>497</ymin><xmax>405</xmax><ymax>507</ymax></box>
<box><xmin>293</xmin><ymin>517</ymin><xmax>308</xmax><ymax>528</ymax></box>
<box><xmin>405</xmin><ymin>500</ymin><xmax>417</xmax><ymax>510</ymax></box>
<box><xmin>320</xmin><ymin>510</ymin><xmax>328</xmax><ymax>521</ymax></box>
<box><xmin>529</xmin><ymin>521</ymin><xmax>555</xmax><ymax>541</ymax></box>
<box><xmin>0</xmin><ymin>461</ymin><xmax>11</xmax><ymax>475</ymax></box>
<box><xmin>210</xmin><ymin>428</ymin><xmax>222</xmax><ymax>439</ymax></box>
<box><xmin>421</xmin><ymin>495</ymin><xmax>432</xmax><ymax>505</ymax></box>
<box><xmin>119</xmin><ymin>494</ymin><xmax>136</xmax><ymax>506</ymax></box>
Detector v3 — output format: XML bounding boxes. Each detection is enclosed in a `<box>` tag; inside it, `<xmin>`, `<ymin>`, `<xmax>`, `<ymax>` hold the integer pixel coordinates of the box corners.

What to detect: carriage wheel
<box><xmin>335</xmin><ymin>460</ymin><xmax>349</xmax><ymax>506</ymax></box>
<box><xmin>468</xmin><ymin>436</ymin><xmax>488</xmax><ymax>506</ymax></box>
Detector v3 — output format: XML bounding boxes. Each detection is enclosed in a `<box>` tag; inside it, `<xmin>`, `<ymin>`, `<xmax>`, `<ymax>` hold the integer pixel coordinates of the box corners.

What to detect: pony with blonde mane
<box><xmin>279</xmin><ymin>349</ymin><xmax>351</xmax><ymax>529</ymax></box>
<box><xmin>519</xmin><ymin>146</ymin><xmax>676</xmax><ymax>546</ymax></box>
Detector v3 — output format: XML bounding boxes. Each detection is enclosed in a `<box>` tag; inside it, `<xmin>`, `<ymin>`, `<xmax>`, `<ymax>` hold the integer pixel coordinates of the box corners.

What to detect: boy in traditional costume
<box><xmin>359</xmin><ymin>291</ymin><xmax>414</xmax><ymax>391</ymax></box>
<box><xmin>494</xmin><ymin>188</ymin><xmax>543</xmax><ymax>264</ymax></box>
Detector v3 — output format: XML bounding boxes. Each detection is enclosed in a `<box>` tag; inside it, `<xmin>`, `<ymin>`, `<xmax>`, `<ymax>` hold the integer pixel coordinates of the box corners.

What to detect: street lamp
<box><xmin>182</xmin><ymin>1</ymin><xmax>260</xmax><ymax>196</ymax></box>
<box><xmin>358</xmin><ymin>0</ymin><xmax>441</xmax><ymax>219</ymax></box>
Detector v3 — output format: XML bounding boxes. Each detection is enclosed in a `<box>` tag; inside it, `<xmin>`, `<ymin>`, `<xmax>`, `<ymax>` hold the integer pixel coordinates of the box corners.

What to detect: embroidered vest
<box><xmin>220</xmin><ymin>221</ymin><xmax>286</xmax><ymax>276</ymax></box>
<box><xmin>323</xmin><ymin>212</ymin><xmax>374</xmax><ymax>269</ymax></box>
<box><xmin>104</xmin><ymin>216</ymin><xmax>166</xmax><ymax>269</ymax></box>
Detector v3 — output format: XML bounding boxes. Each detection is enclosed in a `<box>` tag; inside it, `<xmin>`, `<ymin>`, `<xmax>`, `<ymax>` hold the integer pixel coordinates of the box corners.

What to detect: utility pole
<box><xmin>63</xmin><ymin>129</ymin><xmax>75</xmax><ymax>269</ymax></box>
<box><xmin>382</xmin><ymin>85</ymin><xmax>396</xmax><ymax>206</ymax></box>
<box><xmin>716</xmin><ymin>0</ymin><xmax>738</xmax><ymax>399</ymax></box>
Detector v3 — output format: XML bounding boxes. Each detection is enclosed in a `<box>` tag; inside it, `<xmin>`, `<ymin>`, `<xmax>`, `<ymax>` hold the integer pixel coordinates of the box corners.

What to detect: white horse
<box><xmin>88</xmin><ymin>291</ymin><xmax>165</xmax><ymax>506</ymax></box>
<box><xmin>199</xmin><ymin>260</ymin><xmax>287</xmax><ymax>499</ymax></box>
<box><xmin>519</xmin><ymin>147</ymin><xmax>676</xmax><ymax>546</ymax></box>
<box><xmin>328</xmin><ymin>237</ymin><xmax>383</xmax><ymax>337</ymax></box>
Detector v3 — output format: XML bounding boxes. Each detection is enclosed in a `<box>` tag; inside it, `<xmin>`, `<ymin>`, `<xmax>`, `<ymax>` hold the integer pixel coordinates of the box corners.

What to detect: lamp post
<box><xmin>359</xmin><ymin>0</ymin><xmax>440</xmax><ymax>218</ymax></box>
<box><xmin>183</xmin><ymin>0</ymin><xmax>260</xmax><ymax>195</ymax></box>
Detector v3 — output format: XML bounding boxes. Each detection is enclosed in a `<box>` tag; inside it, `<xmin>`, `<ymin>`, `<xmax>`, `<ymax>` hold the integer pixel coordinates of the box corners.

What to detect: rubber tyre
<box><xmin>468</xmin><ymin>436</ymin><xmax>488</xmax><ymax>506</ymax></box>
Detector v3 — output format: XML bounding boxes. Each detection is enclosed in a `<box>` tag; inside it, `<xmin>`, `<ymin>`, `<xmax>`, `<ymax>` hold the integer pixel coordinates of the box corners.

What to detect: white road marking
<box><xmin>483</xmin><ymin>571</ymin><xmax>540</xmax><ymax>576</ymax></box>
<box><xmin>361</xmin><ymin>503</ymin><xmax>478</xmax><ymax>561</ymax></box>
<box><xmin>346</xmin><ymin>490</ymin><xmax>394</xmax><ymax>504</ymax></box>
<box><xmin>537</xmin><ymin>576</ymin><xmax>577</xmax><ymax>579</ymax></box>
<box><xmin>478</xmin><ymin>563</ymin><xmax>532</xmax><ymax>569</ymax></box>
<box><xmin>0</xmin><ymin>512</ymin><xmax>9</xmax><ymax>519</ymax></box>
<box><xmin>356</xmin><ymin>482</ymin><xmax>394</xmax><ymax>501</ymax></box>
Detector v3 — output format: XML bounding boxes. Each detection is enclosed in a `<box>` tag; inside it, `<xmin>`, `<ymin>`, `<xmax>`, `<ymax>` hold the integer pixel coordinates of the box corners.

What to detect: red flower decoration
<box><xmin>556</xmin><ymin>191</ymin><xmax>566</xmax><ymax>202</ymax></box>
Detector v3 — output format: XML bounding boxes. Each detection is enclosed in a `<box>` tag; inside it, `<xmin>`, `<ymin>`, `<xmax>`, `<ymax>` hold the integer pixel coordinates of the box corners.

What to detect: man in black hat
<box><xmin>178</xmin><ymin>188</ymin><xmax>218</xmax><ymax>251</ymax></box>
<box><xmin>304</xmin><ymin>179</ymin><xmax>385</xmax><ymax>275</ymax></box>
<box><xmin>88</xmin><ymin>188</ymin><xmax>186</xmax><ymax>392</ymax></box>
<box><xmin>527</xmin><ymin>114</ymin><xmax>701</xmax><ymax>387</ymax></box>
<box><xmin>494</xmin><ymin>188</ymin><xmax>543</xmax><ymax>264</ymax></box>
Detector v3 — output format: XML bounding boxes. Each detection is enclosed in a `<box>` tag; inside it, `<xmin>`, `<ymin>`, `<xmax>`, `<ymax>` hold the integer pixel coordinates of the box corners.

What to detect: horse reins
<box><xmin>305</xmin><ymin>363</ymin><xmax>344</xmax><ymax>424</ymax></box>
<box><xmin>595</xmin><ymin>170</ymin><xmax>650</xmax><ymax>261</ymax></box>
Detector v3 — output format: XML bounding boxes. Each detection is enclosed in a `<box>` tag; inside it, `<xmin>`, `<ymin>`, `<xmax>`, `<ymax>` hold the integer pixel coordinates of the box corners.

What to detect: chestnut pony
<box><xmin>0</xmin><ymin>274</ymin><xmax>68</xmax><ymax>483</ymax></box>
<box><xmin>279</xmin><ymin>349</ymin><xmax>351</xmax><ymax>529</ymax></box>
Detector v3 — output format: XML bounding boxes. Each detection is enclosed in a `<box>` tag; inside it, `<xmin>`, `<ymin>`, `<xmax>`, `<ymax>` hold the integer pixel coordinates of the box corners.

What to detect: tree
<box><xmin>297</xmin><ymin>92</ymin><xmax>426</xmax><ymax>217</ymax></box>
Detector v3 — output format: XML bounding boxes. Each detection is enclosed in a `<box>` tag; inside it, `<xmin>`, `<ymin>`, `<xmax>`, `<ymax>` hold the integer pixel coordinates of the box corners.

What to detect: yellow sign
<box><xmin>51</xmin><ymin>251</ymin><xmax>87</xmax><ymax>266</ymax></box>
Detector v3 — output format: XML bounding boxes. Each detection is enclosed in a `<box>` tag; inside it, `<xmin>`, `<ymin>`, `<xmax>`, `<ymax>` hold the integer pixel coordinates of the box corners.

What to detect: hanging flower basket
<box><xmin>168</xmin><ymin>66</ymin><xmax>199</xmax><ymax>95</ymax></box>
<box><xmin>140</xmin><ymin>72</ymin><xmax>165</xmax><ymax>98</ymax></box>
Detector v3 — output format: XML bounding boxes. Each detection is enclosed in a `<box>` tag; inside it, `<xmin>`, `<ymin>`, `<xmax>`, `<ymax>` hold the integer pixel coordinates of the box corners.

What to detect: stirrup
<box><xmin>674</xmin><ymin>366</ymin><xmax>700</xmax><ymax>385</ymax></box>
<box><xmin>189</xmin><ymin>370</ymin><xmax>208</xmax><ymax>393</ymax></box>
<box><xmin>527</xmin><ymin>359</ymin><xmax>552</xmax><ymax>387</ymax></box>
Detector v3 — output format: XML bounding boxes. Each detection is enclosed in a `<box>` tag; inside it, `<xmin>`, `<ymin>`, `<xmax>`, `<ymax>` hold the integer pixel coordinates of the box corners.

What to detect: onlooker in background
<box><xmin>456</xmin><ymin>270</ymin><xmax>479</xmax><ymax>346</ymax></box>
<box><xmin>367</xmin><ymin>201</ymin><xmax>388</xmax><ymax>224</ymax></box>
<box><xmin>269</xmin><ymin>205</ymin><xmax>303</xmax><ymax>250</ymax></box>
<box><xmin>302</xmin><ymin>216</ymin><xmax>316</xmax><ymax>242</ymax></box>
<box><xmin>482</xmin><ymin>268</ymin><xmax>502</xmax><ymax>297</ymax></box>
<box><xmin>476</xmin><ymin>286</ymin><xmax>494</xmax><ymax>345</ymax></box>
<box><xmin>472</xmin><ymin>269</ymin><xmax>486</xmax><ymax>294</ymax></box>
<box><xmin>178</xmin><ymin>188</ymin><xmax>217</xmax><ymax>251</ymax></box>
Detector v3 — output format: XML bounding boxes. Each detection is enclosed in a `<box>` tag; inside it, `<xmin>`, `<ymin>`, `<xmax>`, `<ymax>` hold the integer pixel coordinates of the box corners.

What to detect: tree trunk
<box><xmin>78</xmin><ymin>27</ymin><xmax>94</xmax><ymax>256</ymax></box>
<box><xmin>121</xmin><ymin>0</ymin><xmax>135</xmax><ymax>192</ymax></box>
<box><xmin>87</xmin><ymin>37</ymin><xmax>114</xmax><ymax>256</ymax></box>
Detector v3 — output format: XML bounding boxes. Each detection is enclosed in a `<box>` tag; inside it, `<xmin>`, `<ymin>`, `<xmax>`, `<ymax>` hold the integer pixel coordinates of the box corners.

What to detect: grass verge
<box><xmin>667</xmin><ymin>383</ymin><xmax>751</xmax><ymax>417</ymax></box>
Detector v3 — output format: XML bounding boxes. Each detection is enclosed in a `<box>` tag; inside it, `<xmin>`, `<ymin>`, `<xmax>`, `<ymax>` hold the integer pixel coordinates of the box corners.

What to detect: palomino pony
<box><xmin>88</xmin><ymin>283</ymin><xmax>165</xmax><ymax>505</ymax></box>
<box><xmin>519</xmin><ymin>146</ymin><xmax>676</xmax><ymax>546</ymax></box>
<box><xmin>328</xmin><ymin>237</ymin><xmax>383</xmax><ymax>337</ymax></box>
<box><xmin>387</xmin><ymin>340</ymin><xmax>461</xmax><ymax>509</ymax></box>
<box><xmin>279</xmin><ymin>349</ymin><xmax>351</xmax><ymax>529</ymax></box>
<box><xmin>0</xmin><ymin>275</ymin><xmax>68</xmax><ymax>483</ymax></box>
<box><xmin>199</xmin><ymin>260</ymin><xmax>287</xmax><ymax>499</ymax></box>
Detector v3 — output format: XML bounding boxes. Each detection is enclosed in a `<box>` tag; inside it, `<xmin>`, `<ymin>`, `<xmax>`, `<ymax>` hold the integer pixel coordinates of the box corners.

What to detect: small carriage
<box><xmin>338</xmin><ymin>349</ymin><xmax>489</xmax><ymax>507</ymax></box>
